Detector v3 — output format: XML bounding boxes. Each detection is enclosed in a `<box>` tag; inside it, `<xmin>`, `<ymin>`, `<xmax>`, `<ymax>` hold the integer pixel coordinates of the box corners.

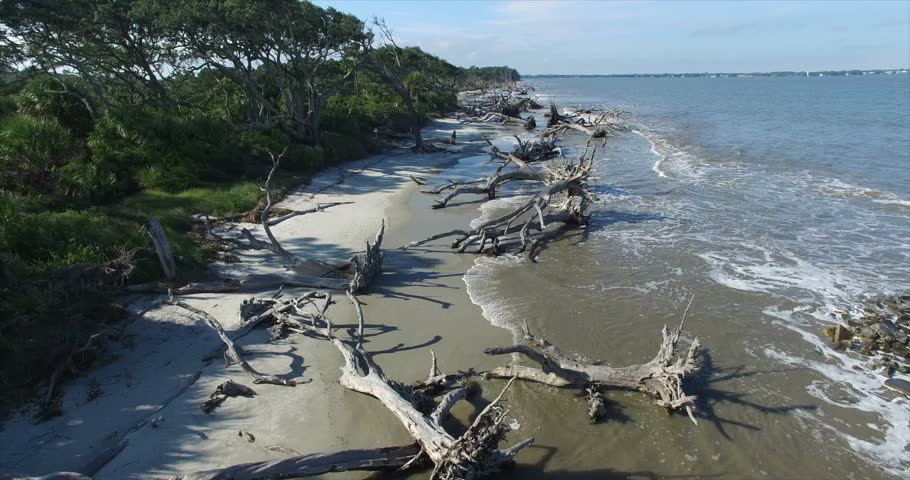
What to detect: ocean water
<box><xmin>463</xmin><ymin>76</ymin><xmax>910</xmax><ymax>478</ymax></box>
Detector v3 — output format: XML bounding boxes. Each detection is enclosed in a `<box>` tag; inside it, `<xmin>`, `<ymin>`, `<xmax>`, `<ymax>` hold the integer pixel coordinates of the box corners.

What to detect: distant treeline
<box><xmin>463</xmin><ymin>66</ymin><xmax>522</xmax><ymax>83</ymax></box>
<box><xmin>525</xmin><ymin>69</ymin><xmax>908</xmax><ymax>78</ymax></box>
<box><xmin>0</xmin><ymin>0</ymin><xmax>519</xmax><ymax>406</ymax></box>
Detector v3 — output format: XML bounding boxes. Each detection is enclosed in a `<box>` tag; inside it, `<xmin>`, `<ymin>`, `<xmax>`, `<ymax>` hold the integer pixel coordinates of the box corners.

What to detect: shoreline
<box><xmin>0</xmin><ymin>117</ymin><xmax>522</xmax><ymax>478</ymax></box>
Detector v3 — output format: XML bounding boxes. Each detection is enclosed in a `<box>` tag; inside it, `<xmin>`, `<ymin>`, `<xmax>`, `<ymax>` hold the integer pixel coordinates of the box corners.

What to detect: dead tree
<box><xmin>428</xmin><ymin>155</ymin><xmax>547</xmax><ymax>209</ymax></box>
<box><xmin>486</xmin><ymin>135</ymin><xmax>559</xmax><ymax>163</ymax></box>
<box><xmin>545</xmin><ymin>103</ymin><xmax>628</xmax><ymax>138</ymax></box>
<box><xmin>463</xmin><ymin>111</ymin><xmax>535</xmax><ymax>130</ymax></box>
<box><xmin>243</xmin><ymin>147</ymin><xmax>347</xmax><ymax>278</ymax></box>
<box><xmin>171</xmin><ymin>296</ymin><xmax>534</xmax><ymax>480</ymax></box>
<box><xmin>484</xmin><ymin>297</ymin><xmax>701</xmax><ymax>424</ymax></box>
<box><xmin>406</xmin><ymin>144</ymin><xmax>598</xmax><ymax>259</ymax></box>
<box><xmin>171</xmin><ymin>301</ymin><xmax>300</xmax><ymax>386</ymax></box>
<box><xmin>147</xmin><ymin>216</ymin><xmax>177</xmax><ymax>281</ymax></box>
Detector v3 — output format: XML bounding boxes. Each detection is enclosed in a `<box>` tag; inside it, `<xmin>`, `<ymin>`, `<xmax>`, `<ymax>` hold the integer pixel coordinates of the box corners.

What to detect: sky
<box><xmin>318</xmin><ymin>0</ymin><xmax>910</xmax><ymax>74</ymax></box>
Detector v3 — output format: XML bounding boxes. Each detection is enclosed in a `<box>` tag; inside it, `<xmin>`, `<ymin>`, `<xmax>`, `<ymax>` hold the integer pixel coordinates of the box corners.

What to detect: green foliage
<box><xmin>117</xmin><ymin>182</ymin><xmax>263</xmax><ymax>219</ymax></box>
<box><xmin>88</xmin><ymin>106</ymin><xmax>242</xmax><ymax>193</ymax></box>
<box><xmin>55</xmin><ymin>158</ymin><xmax>118</xmax><ymax>201</ymax></box>
<box><xmin>0</xmin><ymin>114</ymin><xmax>73</xmax><ymax>193</ymax></box>
<box><xmin>0</xmin><ymin>205</ymin><xmax>144</xmax><ymax>273</ymax></box>
<box><xmin>16</xmin><ymin>75</ymin><xmax>94</xmax><ymax>136</ymax></box>
<box><xmin>463</xmin><ymin>66</ymin><xmax>521</xmax><ymax>87</ymax></box>
<box><xmin>0</xmin><ymin>95</ymin><xmax>15</xmax><ymax>118</ymax></box>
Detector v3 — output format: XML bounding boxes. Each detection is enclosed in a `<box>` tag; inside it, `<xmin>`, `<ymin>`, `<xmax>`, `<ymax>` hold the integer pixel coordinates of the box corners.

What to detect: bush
<box><xmin>0</xmin><ymin>96</ymin><xmax>16</xmax><ymax>119</ymax></box>
<box><xmin>322</xmin><ymin>132</ymin><xmax>368</xmax><ymax>164</ymax></box>
<box><xmin>0</xmin><ymin>114</ymin><xmax>74</xmax><ymax>193</ymax></box>
<box><xmin>16</xmin><ymin>75</ymin><xmax>95</xmax><ymax>137</ymax></box>
<box><xmin>55</xmin><ymin>159</ymin><xmax>118</xmax><ymax>201</ymax></box>
<box><xmin>0</xmin><ymin>208</ymin><xmax>145</xmax><ymax>273</ymax></box>
<box><xmin>88</xmin><ymin>107</ymin><xmax>243</xmax><ymax>195</ymax></box>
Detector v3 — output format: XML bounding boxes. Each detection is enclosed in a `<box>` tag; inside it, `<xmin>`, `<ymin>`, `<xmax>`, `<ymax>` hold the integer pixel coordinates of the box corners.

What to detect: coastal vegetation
<box><xmin>0</xmin><ymin>0</ymin><xmax>519</xmax><ymax>408</ymax></box>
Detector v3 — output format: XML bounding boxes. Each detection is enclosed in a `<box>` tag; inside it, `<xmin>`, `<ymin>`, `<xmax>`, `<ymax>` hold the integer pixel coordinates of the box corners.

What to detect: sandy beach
<box><xmin>0</xmin><ymin>118</ymin><xmax>521</xmax><ymax>479</ymax></box>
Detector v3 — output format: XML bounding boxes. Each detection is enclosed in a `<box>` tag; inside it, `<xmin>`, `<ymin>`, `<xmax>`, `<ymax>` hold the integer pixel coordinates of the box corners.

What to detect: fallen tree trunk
<box><xmin>201</xmin><ymin>148</ymin><xmax>385</xmax><ymax>293</ymax></box>
<box><xmin>251</xmin><ymin>148</ymin><xmax>343</xmax><ymax>278</ymax></box>
<box><xmin>331</xmin><ymin>340</ymin><xmax>532</xmax><ymax>479</ymax></box>
<box><xmin>430</xmin><ymin>156</ymin><xmax>547</xmax><ymax>209</ymax></box>
<box><xmin>170</xmin><ymin>444</ymin><xmax>422</xmax><ymax>480</ymax></box>
<box><xmin>171</xmin><ymin>301</ymin><xmax>301</xmax><ymax>386</ymax></box>
<box><xmin>148</xmin><ymin>216</ymin><xmax>177</xmax><ymax>281</ymax></box>
<box><xmin>545</xmin><ymin>103</ymin><xmax>627</xmax><ymax>138</ymax></box>
<box><xmin>406</xmin><ymin>144</ymin><xmax>598</xmax><ymax>259</ymax></box>
<box><xmin>265</xmin><ymin>202</ymin><xmax>352</xmax><ymax>226</ymax></box>
<box><xmin>172</xmin><ymin>296</ymin><xmax>533</xmax><ymax>480</ymax></box>
<box><xmin>484</xmin><ymin>135</ymin><xmax>559</xmax><ymax>164</ymax></box>
<box><xmin>464</xmin><ymin>111</ymin><xmax>535</xmax><ymax>130</ymax></box>
<box><xmin>484</xmin><ymin>297</ymin><xmax>701</xmax><ymax>424</ymax></box>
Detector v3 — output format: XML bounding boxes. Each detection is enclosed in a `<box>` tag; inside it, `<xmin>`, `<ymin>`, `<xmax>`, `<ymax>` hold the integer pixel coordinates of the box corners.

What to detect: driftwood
<box><xmin>350</xmin><ymin>220</ymin><xmax>385</xmax><ymax>293</ymax></box>
<box><xmin>330</xmin><ymin>341</ymin><xmax>532</xmax><ymax>479</ymax></box>
<box><xmin>40</xmin><ymin>330</ymin><xmax>107</xmax><ymax>418</ymax></box>
<box><xmin>265</xmin><ymin>202</ymin><xmax>352</xmax><ymax>226</ymax></box>
<box><xmin>429</xmin><ymin>155</ymin><xmax>547</xmax><ymax>209</ymax></box>
<box><xmin>545</xmin><ymin>103</ymin><xmax>628</xmax><ymax>138</ymax></box>
<box><xmin>484</xmin><ymin>135</ymin><xmax>558</xmax><ymax>164</ymax></box>
<box><xmin>406</xmin><ymin>144</ymin><xmax>598</xmax><ymax>259</ymax></box>
<box><xmin>201</xmin><ymin>380</ymin><xmax>256</xmax><ymax>414</ymax></box>
<box><xmin>464</xmin><ymin>111</ymin><xmax>535</xmax><ymax>130</ymax></box>
<box><xmin>128</xmin><ymin>148</ymin><xmax>385</xmax><ymax>296</ymax></box>
<box><xmin>244</xmin><ymin>147</ymin><xmax>343</xmax><ymax>278</ymax></box>
<box><xmin>172</xmin><ymin>296</ymin><xmax>532</xmax><ymax>480</ymax></box>
<box><xmin>485</xmin><ymin>297</ymin><xmax>701</xmax><ymax>424</ymax></box>
<box><xmin>147</xmin><ymin>216</ymin><xmax>177</xmax><ymax>281</ymax></box>
<box><xmin>171</xmin><ymin>301</ymin><xmax>301</xmax><ymax>386</ymax></box>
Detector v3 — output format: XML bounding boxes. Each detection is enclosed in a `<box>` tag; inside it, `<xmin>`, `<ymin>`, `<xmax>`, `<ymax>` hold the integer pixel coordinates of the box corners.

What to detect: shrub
<box><xmin>55</xmin><ymin>159</ymin><xmax>118</xmax><ymax>201</ymax></box>
<box><xmin>0</xmin><ymin>114</ymin><xmax>74</xmax><ymax>193</ymax></box>
<box><xmin>0</xmin><ymin>96</ymin><xmax>16</xmax><ymax>119</ymax></box>
<box><xmin>15</xmin><ymin>75</ymin><xmax>95</xmax><ymax>137</ymax></box>
<box><xmin>89</xmin><ymin>107</ymin><xmax>244</xmax><ymax>194</ymax></box>
<box><xmin>322</xmin><ymin>132</ymin><xmax>368</xmax><ymax>164</ymax></box>
<box><xmin>0</xmin><ymin>209</ymin><xmax>145</xmax><ymax>272</ymax></box>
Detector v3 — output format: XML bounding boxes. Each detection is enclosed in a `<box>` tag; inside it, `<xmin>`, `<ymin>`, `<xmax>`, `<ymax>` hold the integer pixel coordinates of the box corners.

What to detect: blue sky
<box><xmin>318</xmin><ymin>0</ymin><xmax>910</xmax><ymax>74</ymax></box>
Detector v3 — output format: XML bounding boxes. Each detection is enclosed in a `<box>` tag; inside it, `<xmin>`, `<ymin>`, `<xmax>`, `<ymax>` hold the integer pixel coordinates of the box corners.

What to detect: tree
<box><xmin>0</xmin><ymin>0</ymin><xmax>175</xmax><ymax>111</ymax></box>
<box><xmin>358</xmin><ymin>18</ymin><xmax>459</xmax><ymax>150</ymax></box>
<box><xmin>148</xmin><ymin>0</ymin><xmax>367</xmax><ymax>144</ymax></box>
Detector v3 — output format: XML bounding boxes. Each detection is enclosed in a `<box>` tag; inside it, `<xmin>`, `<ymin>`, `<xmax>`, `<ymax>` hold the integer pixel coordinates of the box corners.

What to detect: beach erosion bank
<box><xmin>0</xmin><ymin>118</ymin><xmax>521</xmax><ymax>479</ymax></box>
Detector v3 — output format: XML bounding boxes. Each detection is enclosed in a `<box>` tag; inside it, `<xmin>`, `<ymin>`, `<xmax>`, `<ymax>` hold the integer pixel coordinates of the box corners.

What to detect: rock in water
<box><xmin>884</xmin><ymin>378</ymin><xmax>910</xmax><ymax>398</ymax></box>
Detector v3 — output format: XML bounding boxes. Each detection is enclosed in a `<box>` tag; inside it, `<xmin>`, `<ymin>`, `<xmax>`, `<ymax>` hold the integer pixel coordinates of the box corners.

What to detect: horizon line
<box><xmin>522</xmin><ymin>67</ymin><xmax>910</xmax><ymax>77</ymax></box>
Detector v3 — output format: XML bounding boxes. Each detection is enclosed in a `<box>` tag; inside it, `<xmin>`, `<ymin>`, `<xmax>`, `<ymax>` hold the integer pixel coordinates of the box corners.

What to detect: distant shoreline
<box><xmin>525</xmin><ymin>68</ymin><xmax>910</xmax><ymax>79</ymax></box>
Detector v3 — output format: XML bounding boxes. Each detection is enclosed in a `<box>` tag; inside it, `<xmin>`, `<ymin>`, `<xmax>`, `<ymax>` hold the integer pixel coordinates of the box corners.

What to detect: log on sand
<box><xmin>171</xmin><ymin>301</ymin><xmax>300</xmax><ymax>386</ymax></box>
<box><xmin>171</xmin><ymin>295</ymin><xmax>533</xmax><ymax>480</ymax></box>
